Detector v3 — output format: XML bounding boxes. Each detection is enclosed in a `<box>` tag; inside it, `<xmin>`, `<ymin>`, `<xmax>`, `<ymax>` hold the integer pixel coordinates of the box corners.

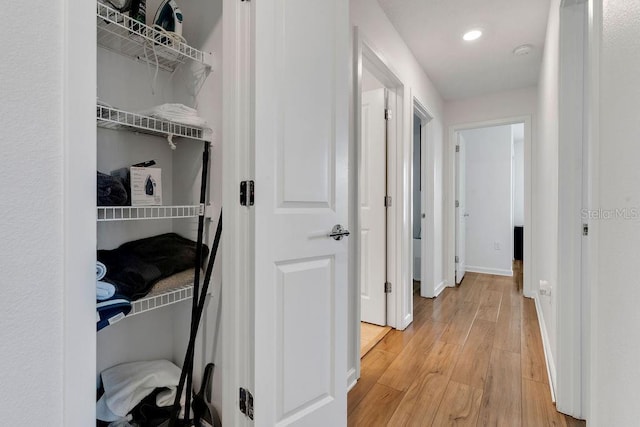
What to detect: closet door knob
<box><xmin>328</xmin><ymin>224</ymin><xmax>351</xmax><ymax>241</ymax></box>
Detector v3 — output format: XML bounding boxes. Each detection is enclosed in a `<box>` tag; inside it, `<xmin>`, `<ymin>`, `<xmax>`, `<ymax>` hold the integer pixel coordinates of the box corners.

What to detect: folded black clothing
<box><xmin>97</xmin><ymin>171</ymin><xmax>129</xmax><ymax>206</ymax></box>
<box><xmin>129</xmin><ymin>387</ymin><xmax>173</xmax><ymax>427</ymax></box>
<box><xmin>98</xmin><ymin>233</ymin><xmax>209</xmax><ymax>301</ymax></box>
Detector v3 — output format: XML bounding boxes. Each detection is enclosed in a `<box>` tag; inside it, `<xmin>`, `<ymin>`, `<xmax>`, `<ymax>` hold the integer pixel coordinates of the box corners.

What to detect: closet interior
<box><xmin>95</xmin><ymin>0</ymin><xmax>223</xmax><ymax>424</ymax></box>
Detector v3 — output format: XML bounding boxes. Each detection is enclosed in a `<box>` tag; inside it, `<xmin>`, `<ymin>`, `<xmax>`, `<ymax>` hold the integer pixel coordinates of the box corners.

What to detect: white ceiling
<box><xmin>377</xmin><ymin>0</ymin><xmax>551</xmax><ymax>100</ymax></box>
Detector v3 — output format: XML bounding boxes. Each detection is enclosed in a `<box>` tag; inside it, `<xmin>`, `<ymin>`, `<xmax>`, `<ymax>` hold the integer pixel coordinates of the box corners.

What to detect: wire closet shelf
<box><xmin>97</xmin><ymin>205</ymin><xmax>201</xmax><ymax>221</ymax></box>
<box><xmin>97</xmin><ymin>104</ymin><xmax>206</xmax><ymax>141</ymax></box>
<box><xmin>129</xmin><ymin>284</ymin><xmax>193</xmax><ymax>316</ymax></box>
<box><xmin>96</xmin><ymin>2</ymin><xmax>212</xmax><ymax>72</ymax></box>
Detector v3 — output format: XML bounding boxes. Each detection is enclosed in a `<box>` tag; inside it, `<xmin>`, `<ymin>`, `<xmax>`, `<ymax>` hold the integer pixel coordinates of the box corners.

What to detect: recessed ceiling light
<box><xmin>513</xmin><ymin>44</ymin><xmax>534</xmax><ymax>56</ymax></box>
<box><xmin>463</xmin><ymin>30</ymin><xmax>483</xmax><ymax>41</ymax></box>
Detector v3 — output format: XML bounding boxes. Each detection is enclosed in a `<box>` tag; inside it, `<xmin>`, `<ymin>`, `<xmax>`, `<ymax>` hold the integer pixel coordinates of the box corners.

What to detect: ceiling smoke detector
<box><xmin>513</xmin><ymin>44</ymin><xmax>534</xmax><ymax>56</ymax></box>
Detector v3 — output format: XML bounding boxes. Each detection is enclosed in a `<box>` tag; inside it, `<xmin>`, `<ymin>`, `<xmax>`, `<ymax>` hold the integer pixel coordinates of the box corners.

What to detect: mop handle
<box><xmin>169</xmin><ymin>211</ymin><xmax>222</xmax><ymax>427</ymax></box>
<box><xmin>184</xmin><ymin>141</ymin><xmax>210</xmax><ymax>422</ymax></box>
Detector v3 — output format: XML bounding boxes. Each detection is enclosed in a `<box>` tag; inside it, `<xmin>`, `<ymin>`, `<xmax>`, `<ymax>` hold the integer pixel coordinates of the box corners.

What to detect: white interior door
<box><xmin>252</xmin><ymin>0</ymin><xmax>348</xmax><ymax>426</ymax></box>
<box><xmin>360</xmin><ymin>88</ymin><xmax>387</xmax><ymax>326</ymax></box>
<box><xmin>455</xmin><ymin>135</ymin><xmax>467</xmax><ymax>284</ymax></box>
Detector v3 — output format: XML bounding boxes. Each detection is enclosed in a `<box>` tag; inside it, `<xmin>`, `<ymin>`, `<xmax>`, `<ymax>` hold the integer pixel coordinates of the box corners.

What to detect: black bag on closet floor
<box><xmin>98</xmin><ymin>233</ymin><xmax>209</xmax><ymax>301</ymax></box>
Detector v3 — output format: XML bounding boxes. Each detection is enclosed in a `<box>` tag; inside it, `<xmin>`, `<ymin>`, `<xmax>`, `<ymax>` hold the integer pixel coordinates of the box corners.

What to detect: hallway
<box><xmin>348</xmin><ymin>273</ymin><xmax>585</xmax><ymax>426</ymax></box>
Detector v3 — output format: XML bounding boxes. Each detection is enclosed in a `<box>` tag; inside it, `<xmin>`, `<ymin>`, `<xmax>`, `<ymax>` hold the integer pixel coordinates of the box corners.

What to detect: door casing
<box><xmin>412</xmin><ymin>97</ymin><xmax>435</xmax><ymax>299</ymax></box>
<box><xmin>446</xmin><ymin>116</ymin><xmax>533</xmax><ymax>297</ymax></box>
<box><xmin>351</xmin><ymin>29</ymin><xmax>410</xmax><ymax>389</ymax></box>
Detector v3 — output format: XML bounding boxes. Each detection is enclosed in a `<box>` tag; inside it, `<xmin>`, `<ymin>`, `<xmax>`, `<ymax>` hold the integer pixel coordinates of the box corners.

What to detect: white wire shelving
<box><xmin>96</xmin><ymin>2</ymin><xmax>212</xmax><ymax>72</ymax></box>
<box><xmin>129</xmin><ymin>283</ymin><xmax>193</xmax><ymax>316</ymax></box>
<box><xmin>97</xmin><ymin>104</ymin><xmax>206</xmax><ymax>141</ymax></box>
<box><xmin>97</xmin><ymin>205</ymin><xmax>200</xmax><ymax>221</ymax></box>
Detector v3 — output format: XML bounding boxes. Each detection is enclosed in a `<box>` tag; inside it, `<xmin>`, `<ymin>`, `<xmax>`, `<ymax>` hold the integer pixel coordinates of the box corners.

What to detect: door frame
<box><xmin>62</xmin><ymin>0</ymin><xmax>97</xmax><ymax>424</ymax></box>
<box><xmin>556</xmin><ymin>0</ymin><xmax>592</xmax><ymax>419</ymax></box>
<box><xmin>454</xmin><ymin>132</ymin><xmax>467</xmax><ymax>284</ymax></box>
<box><xmin>412</xmin><ymin>97</ymin><xmax>435</xmax><ymax>299</ymax></box>
<box><xmin>351</xmin><ymin>28</ymin><xmax>409</xmax><ymax>386</ymax></box>
<box><xmin>446</xmin><ymin>116</ymin><xmax>533</xmax><ymax>297</ymax></box>
<box><xmin>221</xmin><ymin>0</ymin><xmax>252</xmax><ymax>425</ymax></box>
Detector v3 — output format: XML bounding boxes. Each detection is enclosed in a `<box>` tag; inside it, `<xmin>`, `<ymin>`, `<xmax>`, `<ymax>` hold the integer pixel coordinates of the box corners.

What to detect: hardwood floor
<box><xmin>348</xmin><ymin>272</ymin><xmax>585</xmax><ymax>427</ymax></box>
<box><xmin>361</xmin><ymin>322</ymin><xmax>393</xmax><ymax>358</ymax></box>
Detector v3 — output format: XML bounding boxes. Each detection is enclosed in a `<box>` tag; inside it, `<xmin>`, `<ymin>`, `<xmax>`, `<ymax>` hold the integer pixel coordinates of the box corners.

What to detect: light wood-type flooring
<box><xmin>348</xmin><ymin>272</ymin><xmax>585</xmax><ymax>427</ymax></box>
<box><xmin>361</xmin><ymin>322</ymin><xmax>393</xmax><ymax>358</ymax></box>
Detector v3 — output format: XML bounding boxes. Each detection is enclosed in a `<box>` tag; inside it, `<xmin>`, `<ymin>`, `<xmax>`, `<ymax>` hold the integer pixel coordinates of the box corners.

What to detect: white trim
<box><xmin>347</xmin><ymin>368</ymin><xmax>358</xmax><ymax>392</ymax></box>
<box><xmin>434</xmin><ymin>280</ymin><xmax>447</xmax><ymax>298</ymax></box>
<box><xmin>412</xmin><ymin>96</ymin><xmax>436</xmax><ymax>301</ymax></box>
<box><xmin>556</xmin><ymin>0</ymin><xmax>588</xmax><ymax>419</ymax></box>
<box><xmin>354</xmin><ymin>30</ymin><xmax>406</xmax><ymax>332</ymax></box>
<box><xmin>446</xmin><ymin>116</ymin><xmax>534</xmax><ymax>298</ymax></box>
<box><xmin>585</xmin><ymin>0</ymin><xmax>600</xmax><ymax>422</ymax></box>
<box><xmin>63</xmin><ymin>0</ymin><xmax>97</xmax><ymax>424</ymax></box>
<box><xmin>401</xmin><ymin>312</ymin><xmax>414</xmax><ymax>330</ymax></box>
<box><xmin>465</xmin><ymin>266</ymin><xmax>513</xmax><ymax>277</ymax></box>
<box><xmin>534</xmin><ymin>295</ymin><xmax>558</xmax><ymax>403</ymax></box>
<box><xmin>221</xmin><ymin>0</ymin><xmax>252</xmax><ymax>425</ymax></box>
<box><xmin>388</xmin><ymin>84</ymin><xmax>406</xmax><ymax>331</ymax></box>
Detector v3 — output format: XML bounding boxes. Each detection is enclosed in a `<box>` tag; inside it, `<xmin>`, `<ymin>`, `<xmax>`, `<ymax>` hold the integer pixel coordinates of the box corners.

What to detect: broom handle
<box><xmin>183</xmin><ymin>141</ymin><xmax>210</xmax><ymax>422</ymax></box>
<box><xmin>169</xmin><ymin>211</ymin><xmax>222</xmax><ymax>427</ymax></box>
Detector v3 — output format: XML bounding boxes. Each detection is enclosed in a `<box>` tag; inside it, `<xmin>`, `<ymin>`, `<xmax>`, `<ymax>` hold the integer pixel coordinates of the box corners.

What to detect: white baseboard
<box><xmin>401</xmin><ymin>312</ymin><xmax>413</xmax><ymax>330</ymax></box>
<box><xmin>347</xmin><ymin>367</ymin><xmax>358</xmax><ymax>392</ymax></box>
<box><xmin>466</xmin><ymin>266</ymin><xmax>513</xmax><ymax>277</ymax></box>
<box><xmin>434</xmin><ymin>280</ymin><xmax>447</xmax><ymax>297</ymax></box>
<box><xmin>533</xmin><ymin>295</ymin><xmax>557</xmax><ymax>402</ymax></box>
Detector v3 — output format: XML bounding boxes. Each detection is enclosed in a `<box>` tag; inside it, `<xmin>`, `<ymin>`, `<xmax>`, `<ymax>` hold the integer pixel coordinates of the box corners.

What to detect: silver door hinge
<box><xmin>384</xmin><ymin>196</ymin><xmax>392</xmax><ymax>207</ymax></box>
<box><xmin>456</xmin><ymin>145</ymin><xmax>460</xmax><ymax>153</ymax></box>
<box><xmin>384</xmin><ymin>282</ymin><xmax>392</xmax><ymax>293</ymax></box>
<box><xmin>455</xmin><ymin>256</ymin><xmax>459</xmax><ymax>263</ymax></box>
<box><xmin>240</xmin><ymin>180</ymin><xmax>254</xmax><ymax>206</ymax></box>
<box><xmin>455</xmin><ymin>200</ymin><xmax>459</xmax><ymax>208</ymax></box>
<box><xmin>239</xmin><ymin>387</ymin><xmax>254</xmax><ymax>420</ymax></box>
<box><xmin>583</xmin><ymin>223</ymin><xmax>589</xmax><ymax>236</ymax></box>
<box><xmin>385</xmin><ymin>109</ymin><xmax>392</xmax><ymax>121</ymax></box>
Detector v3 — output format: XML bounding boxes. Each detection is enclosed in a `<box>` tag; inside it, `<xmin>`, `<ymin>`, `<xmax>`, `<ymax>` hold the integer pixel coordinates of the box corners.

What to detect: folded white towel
<box><xmin>97</xmin><ymin>360</ymin><xmax>183</xmax><ymax>422</ymax></box>
<box><xmin>138</xmin><ymin>103</ymin><xmax>212</xmax><ymax>131</ymax></box>
<box><xmin>97</xmin><ymin>281</ymin><xmax>116</xmax><ymax>301</ymax></box>
<box><xmin>97</xmin><ymin>262</ymin><xmax>107</xmax><ymax>281</ymax></box>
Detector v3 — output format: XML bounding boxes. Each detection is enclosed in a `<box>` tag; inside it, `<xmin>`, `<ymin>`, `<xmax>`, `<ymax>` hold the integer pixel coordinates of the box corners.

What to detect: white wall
<box><xmin>362</xmin><ymin>66</ymin><xmax>385</xmax><ymax>92</ymax></box>
<box><xmin>0</xmin><ymin>0</ymin><xmax>65</xmax><ymax>424</ymax></box>
<box><xmin>349</xmin><ymin>0</ymin><xmax>444</xmax><ymax>385</ymax></box>
<box><xmin>535</xmin><ymin>0</ymin><xmax>561</xmax><ymax>389</ymax></box>
<box><xmin>444</xmin><ymin>86</ymin><xmax>537</xmax><ymax>287</ymax></box>
<box><xmin>445</xmin><ymin>86</ymin><xmax>538</xmax><ymax>129</ymax></box>
<box><xmin>592</xmin><ymin>0</ymin><xmax>640</xmax><ymax>423</ymax></box>
<box><xmin>461</xmin><ymin>125</ymin><xmax>514</xmax><ymax>276</ymax></box>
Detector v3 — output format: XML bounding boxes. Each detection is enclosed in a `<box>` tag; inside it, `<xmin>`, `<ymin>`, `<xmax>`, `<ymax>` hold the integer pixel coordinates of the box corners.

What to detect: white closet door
<box><xmin>253</xmin><ymin>0</ymin><xmax>349</xmax><ymax>426</ymax></box>
<box><xmin>360</xmin><ymin>88</ymin><xmax>387</xmax><ymax>326</ymax></box>
<box><xmin>456</xmin><ymin>135</ymin><xmax>467</xmax><ymax>284</ymax></box>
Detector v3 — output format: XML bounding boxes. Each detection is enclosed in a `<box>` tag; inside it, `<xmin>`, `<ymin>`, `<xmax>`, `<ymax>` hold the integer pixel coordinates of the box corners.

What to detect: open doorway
<box><xmin>412</xmin><ymin>114</ymin><xmax>422</xmax><ymax>293</ymax></box>
<box><xmin>453</xmin><ymin>122</ymin><xmax>526</xmax><ymax>286</ymax></box>
<box><xmin>358</xmin><ymin>61</ymin><xmax>392</xmax><ymax>357</ymax></box>
<box><xmin>353</xmin><ymin>34</ymin><xmax>407</xmax><ymax>364</ymax></box>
